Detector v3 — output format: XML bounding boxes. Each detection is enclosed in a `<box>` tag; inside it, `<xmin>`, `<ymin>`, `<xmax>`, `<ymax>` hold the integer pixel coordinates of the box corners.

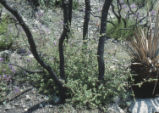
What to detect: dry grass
<box><xmin>128</xmin><ymin>10</ymin><xmax>159</xmax><ymax>72</ymax></box>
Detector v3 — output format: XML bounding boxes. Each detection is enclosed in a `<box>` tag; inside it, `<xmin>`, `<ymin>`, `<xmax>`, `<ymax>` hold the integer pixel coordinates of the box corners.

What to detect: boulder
<box><xmin>129</xmin><ymin>97</ymin><xmax>159</xmax><ymax>113</ymax></box>
<box><xmin>107</xmin><ymin>104</ymin><xmax>125</xmax><ymax>113</ymax></box>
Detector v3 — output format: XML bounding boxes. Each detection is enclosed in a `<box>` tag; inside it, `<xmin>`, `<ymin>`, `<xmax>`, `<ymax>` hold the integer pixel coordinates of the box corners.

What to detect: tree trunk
<box><xmin>97</xmin><ymin>0</ymin><xmax>113</xmax><ymax>80</ymax></box>
<box><xmin>83</xmin><ymin>0</ymin><xmax>91</xmax><ymax>41</ymax></box>
<box><xmin>59</xmin><ymin>0</ymin><xmax>72</xmax><ymax>80</ymax></box>
<box><xmin>68</xmin><ymin>0</ymin><xmax>72</xmax><ymax>24</ymax></box>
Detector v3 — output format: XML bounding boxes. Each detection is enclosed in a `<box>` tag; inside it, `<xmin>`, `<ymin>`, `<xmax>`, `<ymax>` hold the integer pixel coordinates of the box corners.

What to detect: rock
<box><xmin>9</xmin><ymin>52</ymin><xmax>34</xmax><ymax>74</ymax></box>
<box><xmin>107</xmin><ymin>104</ymin><xmax>125</xmax><ymax>113</ymax></box>
<box><xmin>9</xmin><ymin>52</ymin><xmax>22</xmax><ymax>65</ymax></box>
<box><xmin>4</xmin><ymin>104</ymin><xmax>12</xmax><ymax>110</ymax></box>
<box><xmin>25</xmin><ymin>95</ymin><xmax>31</xmax><ymax>101</ymax></box>
<box><xmin>109</xmin><ymin>65</ymin><xmax>116</xmax><ymax>71</ymax></box>
<box><xmin>16</xmin><ymin>48</ymin><xmax>28</xmax><ymax>56</ymax></box>
<box><xmin>129</xmin><ymin>97</ymin><xmax>159</xmax><ymax>113</ymax></box>
<box><xmin>0</xmin><ymin>50</ymin><xmax>12</xmax><ymax>60</ymax></box>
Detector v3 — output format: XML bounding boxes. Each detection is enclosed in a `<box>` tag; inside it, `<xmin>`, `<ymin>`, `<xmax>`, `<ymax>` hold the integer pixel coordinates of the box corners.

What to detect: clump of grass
<box><xmin>127</xmin><ymin>9</ymin><xmax>159</xmax><ymax>97</ymax></box>
<box><xmin>128</xmin><ymin>12</ymin><xmax>159</xmax><ymax>73</ymax></box>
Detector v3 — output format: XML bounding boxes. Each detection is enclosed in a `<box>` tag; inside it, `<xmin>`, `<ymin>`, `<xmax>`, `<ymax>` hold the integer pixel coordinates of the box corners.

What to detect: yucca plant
<box><xmin>128</xmin><ymin>10</ymin><xmax>159</xmax><ymax>97</ymax></box>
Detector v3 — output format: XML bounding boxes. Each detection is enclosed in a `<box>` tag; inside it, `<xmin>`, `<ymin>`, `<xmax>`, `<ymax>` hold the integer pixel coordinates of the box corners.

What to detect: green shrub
<box><xmin>107</xmin><ymin>19</ymin><xmax>136</xmax><ymax>40</ymax></box>
<box><xmin>72</xmin><ymin>0</ymin><xmax>79</xmax><ymax>10</ymax></box>
<box><xmin>27</xmin><ymin>35</ymin><xmax>131</xmax><ymax>110</ymax></box>
<box><xmin>0</xmin><ymin>15</ymin><xmax>13</xmax><ymax>51</ymax></box>
<box><xmin>64</xmin><ymin>41</ymin><xmax>131</xmax><ymax>109</ymax></box>
<box><xmin>65</xmin><ymin>68</ymin><xmax>130</xmax><ymax>109</ymax></box>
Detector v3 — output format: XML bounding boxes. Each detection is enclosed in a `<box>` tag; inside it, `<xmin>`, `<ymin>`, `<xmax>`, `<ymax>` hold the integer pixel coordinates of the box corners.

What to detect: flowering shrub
<box><xmin>0</xmin><ymin>58</ymin><xmax>16</xmax><ymax>102</ymax></box>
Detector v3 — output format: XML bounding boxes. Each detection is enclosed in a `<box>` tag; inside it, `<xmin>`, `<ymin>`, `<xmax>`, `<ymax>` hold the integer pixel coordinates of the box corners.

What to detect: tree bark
<box><xmin>97</xmin><ymin>0</ymin><xmax>113</xmax><ymax>80</ymax></box>
<box><xmin>59</xmin><ymin>0</ymin><xmax>72</xmax><ymax>80</ymax></box>
<box><xmin>68</xmin><ymin>0</ymin><xmax>72</xmax><ymax>24</ymax></box>
<box><xmin>83</xmin><ymin>0</ymin><xmax>91</xmax><ymax>40</ymax></box>
<box><xmin>0</xmin><ymin>0</ymin><xmax>66</xmax><ymax>103</ymax></box>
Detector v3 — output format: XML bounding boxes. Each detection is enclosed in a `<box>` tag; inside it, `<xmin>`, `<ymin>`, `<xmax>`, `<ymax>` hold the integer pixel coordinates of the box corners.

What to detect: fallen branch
<box><xmin>9</xmin><ymin>63</ymin><xmax>44</xmax><ymax>74</ymax></box>
<box><xmin>0</xmin><ymin>87</ymin><xmax>33</xmax><ymax>104</ymax></box>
